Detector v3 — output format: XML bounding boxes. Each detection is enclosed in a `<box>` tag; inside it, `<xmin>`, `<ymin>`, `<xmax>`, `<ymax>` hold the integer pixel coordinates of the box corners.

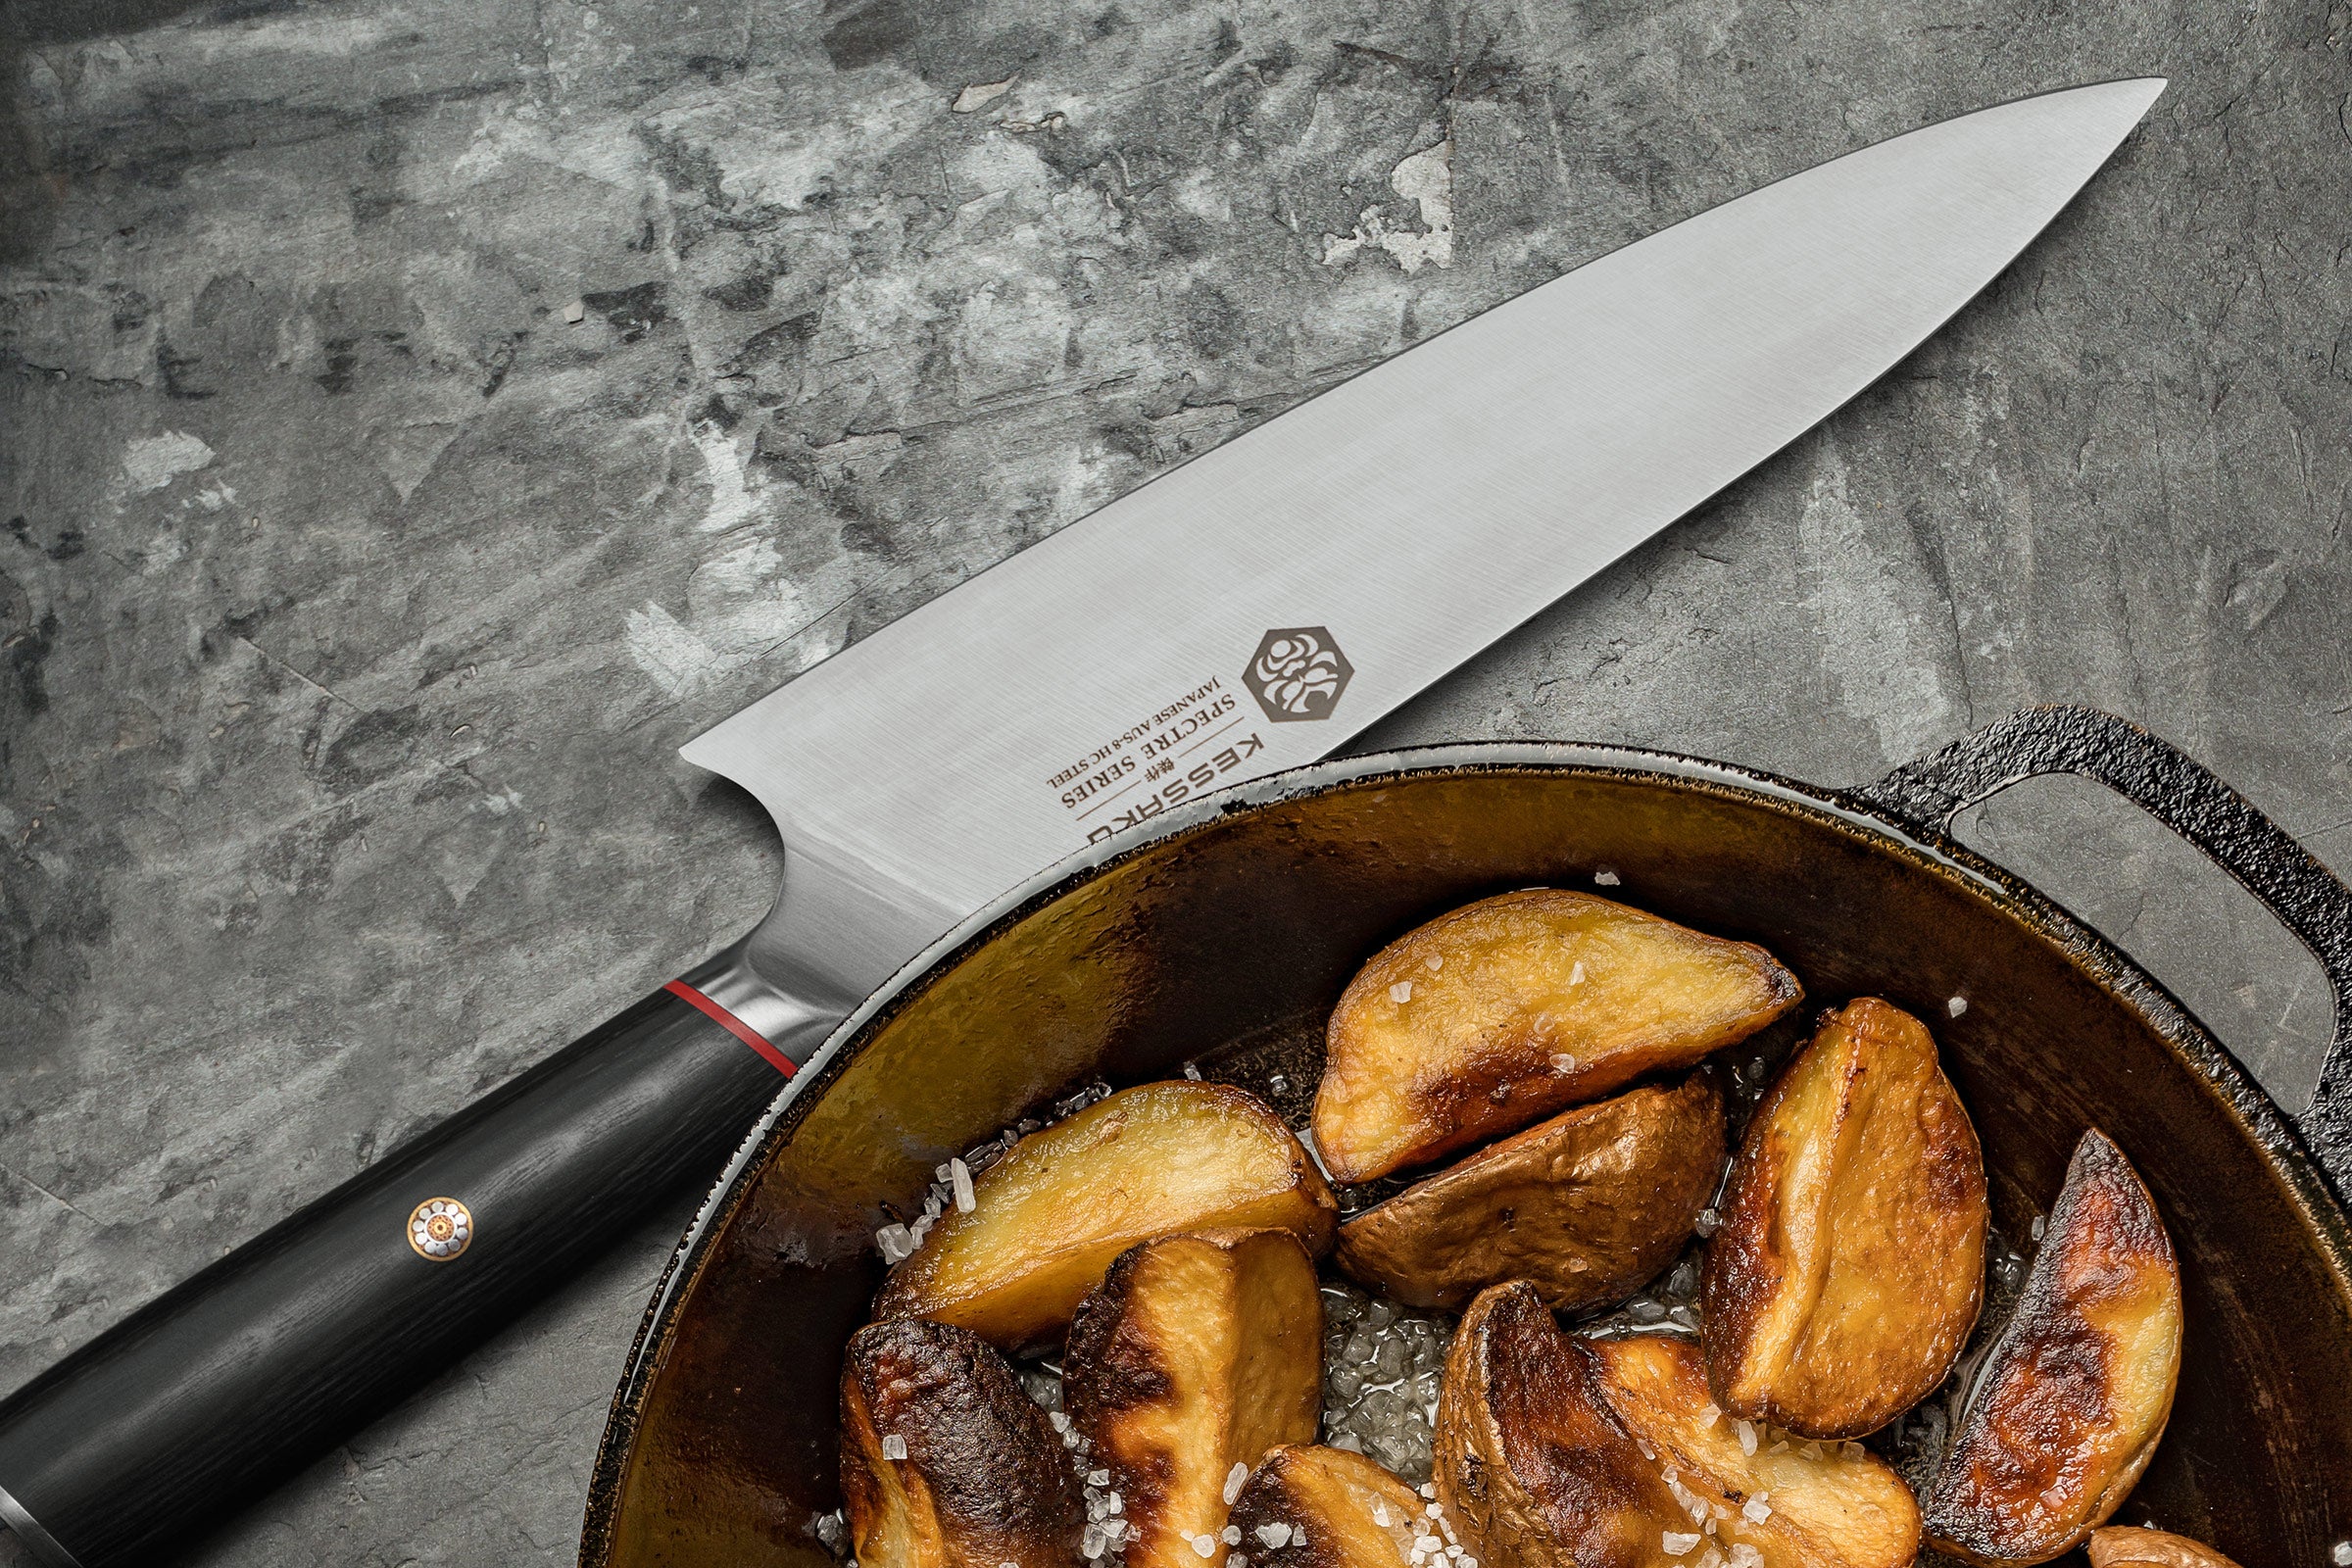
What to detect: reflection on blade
<box><xmin>683</xmin><ymin>79</ymin><xmax>2165</xmax><ymax>991</ymax></box>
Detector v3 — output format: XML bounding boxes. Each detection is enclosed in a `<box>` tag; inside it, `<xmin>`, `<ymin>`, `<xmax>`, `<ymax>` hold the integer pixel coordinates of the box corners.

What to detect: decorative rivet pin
<box><xmin>408</xmin><ymin>1198</ymin><xmax>474</xmax><ymax>1261</ymax></box>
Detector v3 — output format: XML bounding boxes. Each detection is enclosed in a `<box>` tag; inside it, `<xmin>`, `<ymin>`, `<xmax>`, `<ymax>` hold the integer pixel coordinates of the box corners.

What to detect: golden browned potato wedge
<box><xmin>1337</xmin><ymin>1078</ymin><xmax>1724</xmax><ymax>1312</ymax></box>
<box><xmin>840</xmin><ymin>1317</ymin><xmax>1085</xmax><ymax>1568</ymax></box>
<box><xmin>1314</xmin><ymin>890</ymin><xmax>1799</xmax><ymax>1182</ymax></box>
<box><xmin>1435</xmin><ymin>1281</ymin><xmax>1919</xmax><ymax>1568</ymax></box>
<box><xmin>874</xmin><ymin>1082</ymin><xmax>1337</xmax><ymax>1349</ymax></box>
<box><xmin>1702</xmin><ymin>998</ymin><xmax>1988</xmax><ymax>1438</ymax></box>
<box><xmin>1229</xmin><ymin>1445</ymin><xmax>1424</xmax><ymax>1568</ymax></box>
<box><xmin>1924</xmin><ymin>1129</ymin><xmax>2182</xmax><ymax>1568</ymax></box>
<box><xmin>1063</xmin><ymin>1229</ymin><xmax>1325</xmax><ymax>1568</ymax></box>
<box><xmin>2086</xmin><ymin>1528</ymin><xmax>2242</xmax><ymax>1568</ymax></box>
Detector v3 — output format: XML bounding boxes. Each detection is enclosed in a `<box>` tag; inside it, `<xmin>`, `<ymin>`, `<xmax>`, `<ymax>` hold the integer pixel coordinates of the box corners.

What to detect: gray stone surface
<box><xmin>2</xmin><ymin>0</ymin><xmax>2347</xmax><ymax>1561</ymax></box>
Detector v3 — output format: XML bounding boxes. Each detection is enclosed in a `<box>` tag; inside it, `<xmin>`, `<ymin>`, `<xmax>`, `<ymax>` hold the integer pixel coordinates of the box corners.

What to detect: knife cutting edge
<box><xmin>0</xmin><ymin>78</ymin><xmax>2165</xmax><ymax>1568</ymax></box>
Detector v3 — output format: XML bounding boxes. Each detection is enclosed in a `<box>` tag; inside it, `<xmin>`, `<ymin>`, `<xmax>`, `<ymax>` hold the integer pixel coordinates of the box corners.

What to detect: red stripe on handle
<box><xmin>663</xmin><ymin>980</ymin><xmax>797</xmax><ymax>1078</ymax></box>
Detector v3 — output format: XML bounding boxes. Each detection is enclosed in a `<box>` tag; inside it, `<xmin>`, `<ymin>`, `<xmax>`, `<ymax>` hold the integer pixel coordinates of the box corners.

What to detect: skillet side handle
<box><xmin>1853</xmin><ymin>704</ymin><xmax>2352</xmax><ymax>1203</ymax></box>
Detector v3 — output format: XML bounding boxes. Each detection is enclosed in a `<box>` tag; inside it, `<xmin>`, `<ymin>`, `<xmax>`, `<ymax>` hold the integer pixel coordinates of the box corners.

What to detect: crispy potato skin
<box><xmin>1063</xmin><ymin>1230</ymin><xmax>1325</xmax><ymax>1568</ymax></box>
<box><xmin>840</xmin><ymin>1318</ymin><xmax>1085</xmax><ymax>1568</ymax></box>
<box><xmin>1230</xmin><ymin>1445</ymin><xmax>1425</xmax><ymax>1568</ymax></box>
<box><xmin>2086</xmin><ymin>1528</ymin><xmax>2241</xmax><ymax>1568</ymax></box>
<box><xmin>1338</xmin><ymin>1078</ymin><xmax>1725</xmax><ymax>1313</ymax></box>
<box><xmin>1434</xmin><ymin>1282</ymin><xmax>1688</xmax><ymax>1568</ymax></box>
<box><xmin>874</xmin><ymin>1082</ymin><xmax>1336</xmax><ymax>1350</ymax></box>
<box><xmin>1702</xmin><ymin>998</ymin><xmax>1988</xmax><ymax>1438</ymax></box>
<box><xmin>1924</xmin><ymin>1130</ymin><xmax>2182</xmax><ymax>1568</ymax></box>
<box><xmin>1434</xmin><ymin>1282</ymin><xmax>1919</xmax><ymax>1568</ymax></box>
<box><xmin>1314</xmin><ymin>891</ymin><xmax>1799</xmax><ymax>1182</ymax></box>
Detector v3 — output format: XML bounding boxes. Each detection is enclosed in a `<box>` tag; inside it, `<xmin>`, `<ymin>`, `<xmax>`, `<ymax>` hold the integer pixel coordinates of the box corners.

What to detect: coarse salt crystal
<box><xmin>1731</xmin><ymin>1546</ymin><xmax>1764</xmax><ymax>1568</ymax></box>
<box><xmin>880</xmin><ymin>1435</ymin><xmax>907</xmax><ymax>1460</ymax></box>
<box><xmin>1193</xmin><ymin>1536</ymin><xmax>1217</xmax><ymax>1558</ymax></box>
<box><xmin>1418</xmin><ymin>1485</ymin><xmax>1437</xmax><ymax>1500</ymax></box>
<box><xmin>1391</xmin><ymin>981</ymin><xmax>1414</xmax><ymax>1004</ymax></box>
<box><xmin>1800</xmin><ymin>1442</ymin><xmax>1822</xmax><ymax>1460</ymax></box>
<box><xmin>1569</xmin><ymin>960</ymin><xmax>1587</xmax><ymax>985</ymax></box>
<box><xmin>1767</xmin><ymin>1441</ymin><xmax>1788</xmax><ymax>1454</ymax></box>
<box><xmin>1089</xmin><ymin>1469</ymin><xmax>1111</xmax><ymax>1488</ymax></box>
<box><xmin>1697</xmin><ymin>1403</ymin><xmax>1721</xmax><ymax>1429</ymax></box>
<box><xmin>1229</xmin><ymin>1555</ymin><xmax>1249</xmax><ymax>1568</ymax></box>
<box><xmin>1256</xmin><ymin>1524</ymin><xmax>1293</xmax><ymax>1549</ymax></box>
<box><xmin>2031</xmin><ymin>1214</ymin><xmax>2047</xmax><ymax>1241</ymax></box>
<box><xmin>1183</xmin><ymin>1062</ymin><xmax>1202</xmax><ymax>1080</ymax></box>
<box><xmin>1226</xmin><ymin>1461</ymin><xmax>1250</xmax><ymax>1503</ymax></box>
<box><xmin>1083</xmin><ymin>1525</ymin><xmax>1108</xmax><ymax>1560</ymax></box>
<box><xmin>1550</xmin><ymin>1053</ymin><xmax>1577</xmax><ymax>1073</ymax></box>
<box><xmin>1221</xmin><ymin>1528</ymin><xmax>1242</xmax><ymax>1546</ymax></box>
<box><xmin>1052</xmin><ymin>1412</ymin><xmax>1071</xmax><ymax>1432</ymax></box>
<box><xmin>1594</xmin><ymin>869</ymin><xmax>1621</xmax><ymax>887</ymax></box>
<box><xmin>1735</xmin><ymin>1421</ymin><xmax>1757</xmax><ymax>1456</ymax></box>
<box><xmin>876</xmin><ymin>1223</ymin><xmax>914</xmax><ymax>1262</ymax></box>
<box><xmin>1947</xmin><ymin>996</ymin><xmax>1968</xmax><ymax>1018</ymax></box>
<box><xmin>564</xmin><ymin>299</ymin><xmax>586</xmax><ymax>323</ymax></box>
<box><xmin>951</xmin><ymin>1157</ymin><xmax>976</xmax><ymax>1212</ymax></box>
<box><xmin>1663</xmin><ymin>1532</ymin><xmax>1702</xmax><ymax>1556</ymax></box>
<box><xmin>1426</xmin><ymin>1504</ymin><xmax>1443</xmax><ymax>1518</ymax></box>
<box><xmin>1373</xmin><ymin>1504</ymin><xmax>1391</xmax><ymax>1527</ymax></box>
<box><xmin>1426</xmin><ymin>954</ymin><xmax>1444</xmax><ymax>970</ymax></box>
<box><xmin>1291</xmin><ymin>1534</ymin><xmax>1306</xmax><ymax>1550</ymax></box>
<box><xmin>1742</xmin><ymin>1495</ymin><xmax>1771</xmax><ymax>1525</ymax></box>
<box><xmin>2332</xmin><ymin>1544</ymin><xmax>2352</xmax><ymax>1567</ymax></box>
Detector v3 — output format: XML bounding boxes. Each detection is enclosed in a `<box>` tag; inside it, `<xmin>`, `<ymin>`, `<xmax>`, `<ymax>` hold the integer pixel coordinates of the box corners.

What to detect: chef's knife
<box><xmin>0</xmin><ymin>78</ymin><xmax>2165</xmax><ymax>1568</ymax></box>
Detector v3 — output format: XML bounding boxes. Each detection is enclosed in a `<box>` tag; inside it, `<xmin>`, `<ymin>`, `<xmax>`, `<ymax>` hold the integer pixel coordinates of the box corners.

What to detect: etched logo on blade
<box><xmin>1246</xmin><ymin>627</ymin><xmax>1352</xmax><ymax>722</ymax></box>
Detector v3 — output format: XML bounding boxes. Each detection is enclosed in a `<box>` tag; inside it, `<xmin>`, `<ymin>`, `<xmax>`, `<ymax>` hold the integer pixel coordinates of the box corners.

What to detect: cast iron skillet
<box><xmin>578</xmin><ymin>707</ymin><xmax>2352</xmax><ymax>1567</ymax></box>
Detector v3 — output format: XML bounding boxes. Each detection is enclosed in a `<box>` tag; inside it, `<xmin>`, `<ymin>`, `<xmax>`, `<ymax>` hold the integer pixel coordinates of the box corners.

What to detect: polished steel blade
<box><xmin>685</xmin><ymin>79</ymin><xmax>2165</xmax><ymax>994</ymax></box>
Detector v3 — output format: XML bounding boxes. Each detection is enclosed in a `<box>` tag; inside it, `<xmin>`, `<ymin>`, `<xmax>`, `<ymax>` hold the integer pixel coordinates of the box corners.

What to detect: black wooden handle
<box><xmin>0</xmin><ymin>974</ymin><xmax>805</xmax><ymax>1568</ymax></box>
<box><xmin>1853</xmin><ymin>704</ymin><xmax>2352</xmax><ymax>1201</ymax></box>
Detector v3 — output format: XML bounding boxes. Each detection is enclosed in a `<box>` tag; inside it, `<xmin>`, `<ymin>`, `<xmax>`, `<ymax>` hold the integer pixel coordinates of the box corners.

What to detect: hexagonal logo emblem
<box><xmin>1246</xmin><ymin>627</ymin><xmax>1353</xmax><ymax>722</ymax></box>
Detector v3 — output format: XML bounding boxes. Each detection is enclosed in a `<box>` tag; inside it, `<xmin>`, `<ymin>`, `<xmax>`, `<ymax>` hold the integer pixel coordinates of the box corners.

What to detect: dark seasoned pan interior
<box><xmin>582</xmin><ymin>761</ymin><xmax>2352</xmax><ymax>1568</ymax></box>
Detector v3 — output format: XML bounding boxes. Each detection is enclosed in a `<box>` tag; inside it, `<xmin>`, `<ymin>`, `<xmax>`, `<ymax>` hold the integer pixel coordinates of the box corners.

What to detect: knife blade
<box><xmin>686</xmin><ymin>75</ymin><xmax>2170</xmax><ymax>1023</ymax></box>
<box><xmin>0</xmin><ymin>78</ymin><xmax>2164</xmax><ymax>1568</ymax></box>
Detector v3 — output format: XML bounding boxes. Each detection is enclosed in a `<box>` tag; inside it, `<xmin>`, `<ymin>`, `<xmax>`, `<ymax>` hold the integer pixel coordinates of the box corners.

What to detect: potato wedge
<box><xmin>1314</xmin><ymin>890</ymin><xmax>1799</xmax><ymax>1182</ymax></box>
<box><xmin>1923</xmin><ymin>1129</ymin><xmax>2182</xmax><ymax>1567</ymax></box>
<box><xmin>1586</xmin><ymin>1333</ymin><xmax>1921</xmax><ymax>1568</ymax></box>
<box><xmin>1229</xmin><ymin>1445</ymin><xmax>1424</xmax><ymax>1568</ymax></box>
<box><xmin>1337</xmin><ymin>1077</ymin><xmax>1725</xmax><ymax>1313</ymax></box>
<box><xmin>874</xmin><ymin>1081</ymin><xmax>1337</xmax><ymax>1349</ymax></box>
<box><xmin>1434</xmin><ymin>1281</ymin><xmax>1918</xmax><ymax>1568</ymax></box>
<box><xmin>1063</xmin><ymin>1229</ymin><xmax>1325</xmax><ymax>1568</ymax></box>
<box><xmin>2086</xmin><ymin>1528</ymin><xmax>2241</xmax><ymax>1568</ymax></box>
<box><xmin>1434</xmin><ymin>1281</ymin><xmax>1689</xmax><ymax>1568</ymax></box>
<box><xmin>1702</xmin><ymin>998</ymin><xmax>1987</xmax><ymax>1438</ymax></box>
<box><xmin>840</xmin><ymin>1317</ymin><xmax>1085</xmax><ymax>1568</ymax></box>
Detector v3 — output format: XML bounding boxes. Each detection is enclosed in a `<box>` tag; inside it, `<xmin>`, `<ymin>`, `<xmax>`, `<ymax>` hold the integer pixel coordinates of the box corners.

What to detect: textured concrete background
<box><xmin>2</xmin><ymin>0</ymin><xmax>2348</xmax><ymax>1561</ymax></box>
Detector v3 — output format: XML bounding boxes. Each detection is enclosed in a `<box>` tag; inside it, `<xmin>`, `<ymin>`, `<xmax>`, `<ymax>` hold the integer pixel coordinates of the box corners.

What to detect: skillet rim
<box><xmin>577</xmin><ymin>737</ymin><xmax>2352</xmax><ymax>1565</ymax></box>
